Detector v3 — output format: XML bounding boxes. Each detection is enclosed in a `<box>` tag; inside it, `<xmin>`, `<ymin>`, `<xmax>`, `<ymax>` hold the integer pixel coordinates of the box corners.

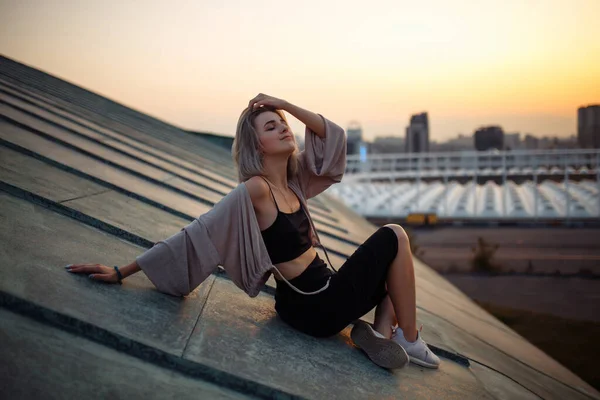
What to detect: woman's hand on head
<box><xmin>248</xmin><ymin>93</ymin><xmax>288</xmax><ymax>111</ymax></box>
<box><xmin>65</xmin><ymin>263</ymin><xmax>120</xmax><ymax>284</ymax></box>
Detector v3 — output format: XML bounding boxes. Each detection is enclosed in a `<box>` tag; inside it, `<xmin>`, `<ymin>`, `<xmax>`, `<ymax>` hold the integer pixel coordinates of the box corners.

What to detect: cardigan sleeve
<box><xmin>198</xmin><ymin>184</ymin><xmax>274</xmax><ymax>297</ymax></box>
<box><xmin>135</xmin><ymin>218</ymin><xmax>221</xmax><ymax>297</ymax></box>
<box><xmin>297</xmin><ymin>114</ymin><xmax>347</xmax><ymax>199</ymax></box>
<box><xmin>135</xmin><ymin>184</ymin><xmax>272</xmax><ymax>298</ymax></box>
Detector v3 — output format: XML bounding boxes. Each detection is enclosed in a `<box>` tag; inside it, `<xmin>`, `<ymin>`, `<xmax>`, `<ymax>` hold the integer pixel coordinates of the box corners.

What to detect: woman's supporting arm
<box><xmin>120</xmin><ymin>260</ymin><xmax>141</xmax><ymax>279</ymax></box>
<box><xmin>66</xmin><ymin>261</ymin><xmax>140</xmax><ymax>283</ymax></box>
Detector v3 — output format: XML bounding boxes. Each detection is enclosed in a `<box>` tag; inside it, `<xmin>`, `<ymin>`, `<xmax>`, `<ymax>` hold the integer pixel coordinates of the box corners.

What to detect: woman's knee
<box><xmin>382</xmin><ymin>224</ymin><xmax>410</xmax><ymax>248</ymax></box>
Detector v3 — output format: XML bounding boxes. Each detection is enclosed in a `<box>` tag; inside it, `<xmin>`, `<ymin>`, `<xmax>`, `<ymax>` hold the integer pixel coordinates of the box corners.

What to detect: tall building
<box><xmin>504</xmin><ymin>132</ymin><xmax>521</xmax><ymax>150</ymax></box>
<box><xmin>405</xmin><ymin>112</ymin><xmax>429</xmax><ymax>153</ymax></box>
<box><xmin>474</xmin><ymin>126</ymin><xmax>504</xmax><ymax>151</ymax></box>
<box><xmin>346</xmin><ymin>121</ymin><xmax>363</xmax><ymax>155</ymax></box>
<box><xmin>578</xmin><ymin>105</ymin><xmax>600</xmax><ymax>148</ymax></box>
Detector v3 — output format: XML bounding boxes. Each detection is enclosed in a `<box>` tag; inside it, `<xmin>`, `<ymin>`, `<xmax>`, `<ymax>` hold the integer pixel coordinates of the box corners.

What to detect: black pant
<box><xmin>274</xmin><ymin>226</ymin><xmax>399</xmax><ymax>338</ymax></box>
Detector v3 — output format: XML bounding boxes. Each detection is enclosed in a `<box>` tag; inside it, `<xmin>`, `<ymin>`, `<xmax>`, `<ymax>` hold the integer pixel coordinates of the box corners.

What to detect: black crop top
<box><xmin>259</xmin><ymin>177</ymin><xmax>312</xmax><ymax>264</ymax></box>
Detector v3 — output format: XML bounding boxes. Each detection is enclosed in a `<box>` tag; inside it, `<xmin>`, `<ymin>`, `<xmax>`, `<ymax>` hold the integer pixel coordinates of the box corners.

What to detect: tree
<box><xmin>470</xmin><ymin>237</ymin><xmax>500</xmax><ymax>274</ymax></box>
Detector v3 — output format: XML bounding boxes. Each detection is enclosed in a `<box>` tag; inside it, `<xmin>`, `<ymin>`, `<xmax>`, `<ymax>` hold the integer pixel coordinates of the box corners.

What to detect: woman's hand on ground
<box><xmin>65</xmin><ymin>263</ymin><xmax>120</xmax><ymax>283</ymax></box>
<box><xmin>248</xmin><ymin>93</ymin><xmax>288</xmax><ymax>111</ymax></box>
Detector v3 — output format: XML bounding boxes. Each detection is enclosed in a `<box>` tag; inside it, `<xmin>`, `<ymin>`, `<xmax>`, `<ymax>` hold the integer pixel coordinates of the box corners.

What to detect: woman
<box><xmin>65</xmin><ymin>94</ymin><xmax>440</xmax><ymax>370</ymax></box>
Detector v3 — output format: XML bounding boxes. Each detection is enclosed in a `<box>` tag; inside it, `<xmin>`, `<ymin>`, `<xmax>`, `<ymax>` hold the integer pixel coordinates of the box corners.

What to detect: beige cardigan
<box><xmin>135</xmin><ymin>114</ymin><xmax>347</xmax><ymax>297</ymax></box>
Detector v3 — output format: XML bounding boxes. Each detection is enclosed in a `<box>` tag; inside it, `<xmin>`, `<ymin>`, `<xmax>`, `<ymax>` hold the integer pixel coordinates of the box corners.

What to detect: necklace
<box><xmin>263</xmin><ymin>176</ymin><xmax>296</xmax><ymax>212</ymax></box>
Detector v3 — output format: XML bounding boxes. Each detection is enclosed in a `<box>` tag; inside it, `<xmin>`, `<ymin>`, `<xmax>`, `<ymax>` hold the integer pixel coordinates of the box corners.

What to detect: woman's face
<box><xmin>254</xmin><ymin>110</ymin><xmax>296</xmax><ymax>156</ymax></box>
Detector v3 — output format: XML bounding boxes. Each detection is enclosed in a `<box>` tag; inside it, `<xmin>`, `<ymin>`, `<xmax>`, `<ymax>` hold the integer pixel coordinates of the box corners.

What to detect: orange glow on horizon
<box><xmin>1</xmin><ymin>0</ymin><xmax>598</xmax><ymax>141</ymax></box>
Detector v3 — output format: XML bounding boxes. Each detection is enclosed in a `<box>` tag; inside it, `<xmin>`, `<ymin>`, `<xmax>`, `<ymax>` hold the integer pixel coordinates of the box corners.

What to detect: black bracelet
<box><xmin>114</xmin><ymin>266</ymin><xmax>123</xmax><ymax>284</ymax></box>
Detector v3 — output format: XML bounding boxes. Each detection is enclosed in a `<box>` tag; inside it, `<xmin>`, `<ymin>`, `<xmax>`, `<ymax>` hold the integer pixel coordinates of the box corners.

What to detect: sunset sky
<box><xmin>1</xmin><ymin>0</ymin><xmax>598</xmax><ymax>141</ymax></box>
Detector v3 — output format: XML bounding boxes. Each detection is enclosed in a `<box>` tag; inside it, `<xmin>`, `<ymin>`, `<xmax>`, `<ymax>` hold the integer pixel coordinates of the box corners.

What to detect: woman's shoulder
<box><xmin>243</xmin><ymin>176</ymin><xmax>270</xmax><ymax>207</ymax></box>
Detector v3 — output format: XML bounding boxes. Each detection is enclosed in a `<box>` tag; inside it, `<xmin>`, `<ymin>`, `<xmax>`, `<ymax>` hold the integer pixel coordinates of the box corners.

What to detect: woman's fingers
<box><xmin>65</xmin><ymin>264</ymin><xmax>101</xmax><ymax>273</ymax></box>
<box><xmin>65</xmin><ymin>263</ymin><xmax>117</xmax><ymax>284</ymax></box>
<box><xmin>66</xmin><ymin>263</ymin><xmax>98</xmax><ymax>268</ymax></box>
<box><xmin>248</xmin><ymin>93</ymin><xmax>266</xmax><ymax>109</ymax></box>
<box><xmin>248</xmin><ymin>96</ymin><xmax>258</xmax><ymax>109</ymax></box>
<box><xmin>248</xmin><ymin>94</ymin><xmax>286</xmax><ymax>110</ymax></box>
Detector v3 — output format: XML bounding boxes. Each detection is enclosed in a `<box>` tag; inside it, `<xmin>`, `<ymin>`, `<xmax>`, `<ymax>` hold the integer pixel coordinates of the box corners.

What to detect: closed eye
<box><xmin>266</xmin><ymin>119</ymin><xmax>287</xmax><ymax>130</ymax></box>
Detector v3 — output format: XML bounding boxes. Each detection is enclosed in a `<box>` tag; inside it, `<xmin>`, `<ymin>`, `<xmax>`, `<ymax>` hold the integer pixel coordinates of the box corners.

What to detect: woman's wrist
<box><xmin>118</xmin><ymin>261</ymin><xmax>141</xmax><ymax>279</ymax></box>
<box><xmin>113</xmin><ymin>266</ymin><xmax>124</xmax><ymax>284</ymax></box>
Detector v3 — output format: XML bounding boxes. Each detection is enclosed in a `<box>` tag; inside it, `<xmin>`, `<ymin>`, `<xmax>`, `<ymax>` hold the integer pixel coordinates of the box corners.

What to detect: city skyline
<box><xmin>355</xmin><ymin>119</ymin><xmax>581</xmax><ymax>144</ymax></box>
<box><xmin>1</xmin><ymin>0</ymin><xmax>598</xmax><ymax>141</ymax></box>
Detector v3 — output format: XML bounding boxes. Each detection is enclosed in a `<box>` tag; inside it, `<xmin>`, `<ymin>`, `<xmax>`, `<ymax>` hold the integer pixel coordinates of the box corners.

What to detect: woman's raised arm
<box><xmin>248</xmin><ymin>94</ymin><xmax>326</xmax><ymax>139</ymax></box>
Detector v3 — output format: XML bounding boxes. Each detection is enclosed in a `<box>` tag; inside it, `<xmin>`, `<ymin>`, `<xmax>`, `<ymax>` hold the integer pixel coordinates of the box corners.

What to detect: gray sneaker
<box><xmin>350</xmin><ymin>320</ymin><xmax>409</xmax><ymax>369</ymax></box>
<box><xmin>391</xmin><ymin>325</ymin><xmax>440</xmax><ymax>369</ymax></box>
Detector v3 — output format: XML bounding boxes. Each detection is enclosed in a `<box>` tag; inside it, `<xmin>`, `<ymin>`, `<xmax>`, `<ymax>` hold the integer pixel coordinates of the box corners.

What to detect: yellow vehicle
<box><xmin>406</xmin><ymin>213</ymin><xmax>437</xmax><ymax>226</ymax></box>
<box><xmin>426</xmin><ymin>214</ymin><xmax>438</xmax><ymax>225</ymax></box>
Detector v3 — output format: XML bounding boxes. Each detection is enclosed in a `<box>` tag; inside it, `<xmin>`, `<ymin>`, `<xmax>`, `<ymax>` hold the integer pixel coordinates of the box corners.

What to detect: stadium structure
<box><xmin>1</xmin><ymin>54</ymin><xmax>598</xmax><ymax>399</ymax></box>
<box><xmin>329</xmin><ymin>149</ymin><xmax>600</xmax><ymax>224</ymax></box>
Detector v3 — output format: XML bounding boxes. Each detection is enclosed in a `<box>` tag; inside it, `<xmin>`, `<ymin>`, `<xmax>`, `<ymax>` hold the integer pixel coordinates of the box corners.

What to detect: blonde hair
<box><xmin>232</xmin><ymin>105</ymin><xmax>300</xmax><ymax>183</ymax></box>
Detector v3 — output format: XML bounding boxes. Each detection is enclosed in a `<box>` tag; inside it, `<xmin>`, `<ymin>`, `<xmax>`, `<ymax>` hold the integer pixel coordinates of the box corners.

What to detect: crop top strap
<box><xmin>258</xmin><ymin>176</ymin><xmax>279</xmax><ymax>212</ymax></box>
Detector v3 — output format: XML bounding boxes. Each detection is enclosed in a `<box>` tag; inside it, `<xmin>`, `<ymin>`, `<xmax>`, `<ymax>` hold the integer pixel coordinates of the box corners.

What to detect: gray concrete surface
<box><xmin>0</xmin><ymin>118</ymin><xmax>213</xmax><ymax>217</ymax></box>
<box><xmin>0</xmin><ymin>102</ymin><xmax>176</xmax><ymax>183</ymax></box>
<box><xmin>0</xmin><ymin>63</ymin><xmax>236</xmax><ymax>173</ymax></box>
<box><xmin>0</xmin><ymin>147</ymin><xmax>191</xmax><ymax>241</ymax></box>
<box><xmin>0</xmin><ymin>145</ymin><xmax>109</xmax><ymax>203</ymax></box>
<box><xmin>1</xmin><ymin>91</ymin><xmax>235</xmax><ymax>195</ymax></box>
<box><xmin>0</xmin><ymin>309</ymin><xmax>250</xmax><ymax>400</ymax></box>
<box><xmin>0</xmin><ymin>82</ymin><xmax>239</xmax><ymax>187</ymax></box>
<box><xmin>184</xmin><ymin>278</ymin><xmax>493</xmax><ymax>400</ymax></box>
<box><xmin>0</xmin><ymin>191</ymin><xmax>214</xmax><ymax>356</ymax></box>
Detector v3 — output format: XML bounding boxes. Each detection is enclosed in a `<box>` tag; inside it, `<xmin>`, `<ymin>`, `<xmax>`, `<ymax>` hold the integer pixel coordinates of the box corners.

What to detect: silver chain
<box><xmin>263</xmin><ymin>176</ymin><xmax>295</xmax><ymax>212</ymax></box>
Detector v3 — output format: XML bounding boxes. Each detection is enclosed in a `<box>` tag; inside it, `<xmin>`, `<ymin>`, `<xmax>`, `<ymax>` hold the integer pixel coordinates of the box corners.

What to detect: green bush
<box><xmin>470</xmin><ymin>236</ymin><xmax>500</xmax><ymax>274</ymax></box>
<box><xmin>525</xmin><ymin>260</ymin><xmax>534</xmax><ymax>274</ymax></box>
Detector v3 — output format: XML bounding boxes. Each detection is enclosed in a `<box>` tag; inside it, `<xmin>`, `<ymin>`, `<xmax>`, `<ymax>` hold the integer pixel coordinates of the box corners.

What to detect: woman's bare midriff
<box><xmin>272</xmin><ymin>246</ymin><xmax>318</xmax><ymax>281</ymax></box>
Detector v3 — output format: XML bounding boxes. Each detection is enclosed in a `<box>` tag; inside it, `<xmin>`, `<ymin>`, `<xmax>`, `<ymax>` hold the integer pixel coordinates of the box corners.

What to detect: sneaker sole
<box><xmin>351</xmin><ymin>321</ymin><xmax>409</xmax><ymax>369</ymax></box>
<box><xmin>409</xmin><ymin>356</ymin><xmax>440</xmax><ymax>369</ymax></box>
